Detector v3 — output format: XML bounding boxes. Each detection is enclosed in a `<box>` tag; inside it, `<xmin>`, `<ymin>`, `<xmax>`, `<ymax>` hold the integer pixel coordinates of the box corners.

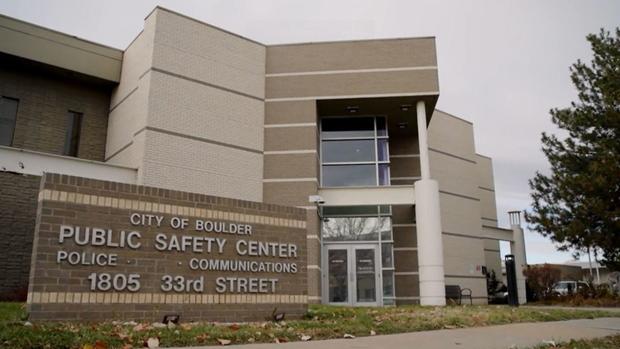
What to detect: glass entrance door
<box><xmin>324</xmin><ymin>244</ymin><xmax>380</xmax><ymax>306</ymax></box>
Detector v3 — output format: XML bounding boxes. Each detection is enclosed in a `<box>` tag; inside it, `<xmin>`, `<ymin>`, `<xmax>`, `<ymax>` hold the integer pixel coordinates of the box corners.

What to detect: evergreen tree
<box><xmin>525</xmin><ymin>28</ymin><xmax>620</xmax><ymax>271</ymax></box>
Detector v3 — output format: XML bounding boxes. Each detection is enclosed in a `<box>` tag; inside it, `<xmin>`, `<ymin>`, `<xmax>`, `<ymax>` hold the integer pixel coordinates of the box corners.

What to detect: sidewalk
<box><xmin>171</xmin><ymin>317</ymin><xmax>620</xmax><ymax>349</ymax></box>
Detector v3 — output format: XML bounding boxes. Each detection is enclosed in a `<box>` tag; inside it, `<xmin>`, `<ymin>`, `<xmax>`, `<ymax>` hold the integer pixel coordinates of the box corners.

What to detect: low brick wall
<box><xmin>28</xmin><ymin>173</ymin><xmax>308</xmax><ymax>322</ymax></box>
<box><xmin>0</xmin><ymin>172</ymin><xmax>40</xmax><ymax>301</ymax></box>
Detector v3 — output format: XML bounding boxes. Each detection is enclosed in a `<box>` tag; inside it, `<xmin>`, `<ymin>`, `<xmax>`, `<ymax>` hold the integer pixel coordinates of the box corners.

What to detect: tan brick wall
<box><xmin>28</xmin><ymin>173</ymin><xmax>307</xmax><ymax>322</ymax></box>
<box><xmin>1</xmin><ymin>56</ymin><xmax>112</xmax><ymax>161</ymax></box>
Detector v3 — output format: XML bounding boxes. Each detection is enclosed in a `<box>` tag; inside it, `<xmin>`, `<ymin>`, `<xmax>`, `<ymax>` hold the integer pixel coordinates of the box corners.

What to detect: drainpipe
<box><xmin>414</xmin><ymin>100</ymin><xmax>446</xmax><ymax>306</ymax></box>
<box><xmin>509</xmin><ymin>211</ymin><xmax>527</xmax><ymax>304</ymax></box>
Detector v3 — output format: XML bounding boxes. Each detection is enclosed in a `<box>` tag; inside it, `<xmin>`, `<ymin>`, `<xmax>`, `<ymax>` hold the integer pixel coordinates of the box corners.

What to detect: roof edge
<box><xmin>0</xmin><ymin>13</ymin><xmax>124</xmax><ymax>54</ymax></box>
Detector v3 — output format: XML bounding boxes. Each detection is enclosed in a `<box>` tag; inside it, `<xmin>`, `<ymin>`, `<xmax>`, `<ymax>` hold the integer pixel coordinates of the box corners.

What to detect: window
<box><xmin>64</xmin><ymin>111</ymin><xmax>83</xmax><ymax>157</ymax></box>
<box><xmin>0</xmin><ymin>97</ymin><xmax>19</xmax><ymax>146</ymax></box>
<box><xmin>321</xmin><ymin>116</ymin><xmax>390</xmax><ymax>187</ymax></box>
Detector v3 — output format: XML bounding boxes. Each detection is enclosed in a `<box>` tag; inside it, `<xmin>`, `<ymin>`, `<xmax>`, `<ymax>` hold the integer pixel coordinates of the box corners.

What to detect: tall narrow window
<box><xmin>0</xmin><ymin>97</ymin><xmax>19</xmax><ymax>146</ymax></box>
<box><xmin>64</xmin><ymin>111</ymin><xmax>83</xmax><ymax>157</ymax></box>
<box><xmin>320</xmin><ymin>116</ymin><xmax>390</xmax><ymax>187</ymax></box>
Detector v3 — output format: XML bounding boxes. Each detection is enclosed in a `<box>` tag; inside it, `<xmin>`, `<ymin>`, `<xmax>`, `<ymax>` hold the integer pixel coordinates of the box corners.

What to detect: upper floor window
<box><xmin>320</xmin><ymin>116</ymin><xmax>390</xmax><ymax>187</ymax></box>
<box><xmin>0</xmin><ymin>97</ymin><xmax>19</xmax><ymax>146</ymax></box>
<box><xmin>63</xmin><ymin>111</ymin><xmax>83</xmax><ymax>157</ymax></box>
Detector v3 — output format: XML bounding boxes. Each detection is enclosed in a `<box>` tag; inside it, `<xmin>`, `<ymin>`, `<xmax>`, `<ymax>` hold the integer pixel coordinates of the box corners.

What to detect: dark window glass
<box><xmin>323</xmin><ymin>140</ymin><xmax>375</xmax><ymax>163</ymax></box>
<box><xmin>322</xmin><ymin>165</ymin><xmax>376</xmax><ymax>187</ymax></box>
<box><xmin>323</xmin><ymin>205</ymin><xmax>380</xmax><ymax>217</ymax></box>
<box><xmin>322</xmin><ymin>117</ymin><xmax>374</xmax><ymax>139</ymax></box>
<box><xmin>381</xmin><ymin>243</ymin><xmax>394</xmax><ymax>268</ymax></box>
<box><xmin>376</xmin><ymin>116</ymin><xmax>387</xmax><ymax>137</ymax></box>
<box><xmin>0</xmin><ymin>97</ymin><xmax>19</xmax><ymax>146</ymax></box>
<box><xmin>377</xmin><ymin>139</ymin><xmax>389</xmax><ymax>161</ymax></box>
<box><xmin>382</xmin><ymin>270</ymin><xmax>395</xmax><ymax>297</ymax></box>
<box><xmin>378</xmin><ymin>164</ymin><xmax>390</xmax><ymax>186</ymax></box>
<box><xmin>328</xmin><ymin>249</ymin><xmax>349</xmax><ymax>302</ymax></box>
<box><xmin>63</xmin><ymin>111</ymin><xmax>83</xmax><ymax>157</ymax></box>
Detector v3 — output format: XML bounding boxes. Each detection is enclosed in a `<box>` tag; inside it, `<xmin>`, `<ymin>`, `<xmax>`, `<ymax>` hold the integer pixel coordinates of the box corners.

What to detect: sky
<box><xmin>0</xmin><ymin>0</ymin><xmax>618</xmax><ymax>264</ymax></box>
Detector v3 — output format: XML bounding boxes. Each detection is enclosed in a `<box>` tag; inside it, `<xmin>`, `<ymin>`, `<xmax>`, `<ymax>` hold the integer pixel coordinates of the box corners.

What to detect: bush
<box><xmin>524</xmin><ymin>264</ymin><xmax>561</xmax><ymax>301</ymax></box>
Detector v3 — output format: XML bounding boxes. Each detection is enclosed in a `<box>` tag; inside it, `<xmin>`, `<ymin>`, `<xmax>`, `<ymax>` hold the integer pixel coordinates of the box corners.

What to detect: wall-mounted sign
<box><xmin>27</xmin><ymin>174</ymin><xmax>307</xmax><ymax>322</ymax></box>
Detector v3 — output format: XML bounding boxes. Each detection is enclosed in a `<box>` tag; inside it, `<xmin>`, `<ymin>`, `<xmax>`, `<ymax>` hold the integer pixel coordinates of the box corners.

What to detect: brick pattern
<box><xmin>0</xmin><ymin>172</ymin><xmax>40</xmax><ymax>300</ymax></box>
<box><xmin>28</xmin><ymin>173</ymin><xmax>307</xmax><ymax>322</ymax></box>
<box><xmin>0</xmin><ymin>56</ymin><xmax>112</xmax><ymax>161</ymax></box>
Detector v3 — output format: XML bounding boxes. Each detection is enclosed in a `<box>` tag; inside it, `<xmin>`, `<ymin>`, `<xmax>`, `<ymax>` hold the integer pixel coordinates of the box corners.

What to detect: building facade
<box><xmin>0</xmin><ymin>7</ymin><xmax>526</xmax><ymax>306</ymax></box>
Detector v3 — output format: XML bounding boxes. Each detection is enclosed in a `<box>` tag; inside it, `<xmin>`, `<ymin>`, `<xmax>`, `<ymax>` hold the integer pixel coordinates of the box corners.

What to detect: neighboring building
<box><xmin>0</xmin><ymin>7</ymin><xmax>524</xmax><ymax>305</ymax></box>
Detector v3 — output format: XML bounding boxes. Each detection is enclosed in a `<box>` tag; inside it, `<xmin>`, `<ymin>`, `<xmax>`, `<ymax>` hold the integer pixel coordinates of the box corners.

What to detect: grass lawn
<box><xmin>1</xmin><ymin>302</ymin><xmax>620</xmax><ymax>348</ymax></box>
<box><xmin>531</xmin><ymin>335</ymin><xmax>620</xmax><ymax>349</ymax></box>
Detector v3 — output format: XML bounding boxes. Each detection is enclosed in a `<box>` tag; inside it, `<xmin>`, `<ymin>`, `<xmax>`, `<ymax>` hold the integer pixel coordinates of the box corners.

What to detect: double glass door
<box><xmin>324</xmin><ymin>244</ymin><xmax>380</xmax><ymax>306</ymax></box>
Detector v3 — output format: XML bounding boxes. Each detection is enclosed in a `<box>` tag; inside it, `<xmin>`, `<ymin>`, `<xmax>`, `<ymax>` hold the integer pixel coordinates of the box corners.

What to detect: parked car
<box><xmin>552</xmin><ymin>281</ymin><xmax>590</xmax><ymax>296</ymax></box>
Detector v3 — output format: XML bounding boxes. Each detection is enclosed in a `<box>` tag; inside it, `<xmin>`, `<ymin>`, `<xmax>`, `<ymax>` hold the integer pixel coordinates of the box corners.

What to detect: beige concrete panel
<box><xmin>439</xmin><ymin>193</ymin><xmax>483</xmax><ymax>237</ymax></box>
<box><xmin>148</xmin><ymin>71</ymin><xmax>264</xmax><ymax>151</ymax></box>
<box><xmin>394</xmin><ymin>250</ymin><xmax>418</xmax><ymax>272</ymax></box>
<box><xmin>263</xmin><ymin>181</ymin><xmax>318</xmax><ymax>207</ymax></box>
<box><xmin>485</xmin><ymin>249</ymin><xmax>502</xmax><ymax>278</ymax></box>
<box><xmin>395</xmin><ymin>274</ymin><xmax>420</xmax><ymax>298</ymax></box>
<box><xmin>444</xmin><ymin>277</ymin><xmax>487</xmax><ymax>304</ymax></box>
<box><xmin>264</xmin><ymin>127</ymin><xmax>317</xmax><ymax>152</ymax></box>
<box><xmin>105</xmin><ymin>74</ymin><xmax>151</xmax><ymax>165</ymax></box>
<box><xmin>264</xmin><ymin>153</ymin><xmax>318</xmax><ymax>179</ymax></box>
<box><xmin>476</xmin><ymin>155</ymin><xmax>495</xmax><ymax>189</ymax></box>
<box><xmin>393</xmin><ymin>226</ymin><xmax>417</xmax><ymax>248</ymax></box>
<box><xmin>106</xmin><ymin>132</ymin><xmax>146</xmax><ymax>174</ymax></box>
<box><xmin>151</xmin><ymin>9</ymin><xmax>265</xmax><ymax>99</ymax></box>
<box><xmin>391</xmin><ymin>157</ymin><xmax>421</xmax><ymax>178</ymax></box>
<box><xmin>0</xmin><ymin>14</ymin><xmax>122</xmax><ymax>82</ymax></box>
<box><xmin>430</xmin><ymin>151</ymin><xmax>479</xmax><ymax>199</ymax></box>
<box><xmin>265</xmin><ymin>101</ymin><xmax>317</xmax><ymax>125</ymax></box>
<box><xmin>111</xmin><ymin>16</ymin><xmax>156</xmax><ymax>106</ymax></box>
<box><xmin>266</xmin><ymin>70</ymin><xmax>439</xmax><ymax>99</ymax></box>
<box><xmin>267</xmin><ymin>38</ymin><xmax>436</xmax><ymax>74</ymax></box>
<box><xmin>442</xmin><ymin>234</ymin><xmax>486</xmax><ymax>277</ymax></box>
<box><xmin>479</xmin><ymin>188</ymin><xmax>499</xmax><ymax>223</ymax></box>
<box><xmin>428</xmin><ymin>110</ymin><xmax>476</xmax><ymax>162</ymax></box>
<box><xmin>142</xmin><ymin>131</ymin><xmax>263</xmax><ymax>201</ymax></box>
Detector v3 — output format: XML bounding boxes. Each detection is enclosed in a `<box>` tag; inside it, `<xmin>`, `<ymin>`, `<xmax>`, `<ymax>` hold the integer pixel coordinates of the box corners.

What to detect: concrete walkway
<box><xmin>171</xmin><ymin>317</ymin><xmax>620</xmax><ymax>349</ymax></box>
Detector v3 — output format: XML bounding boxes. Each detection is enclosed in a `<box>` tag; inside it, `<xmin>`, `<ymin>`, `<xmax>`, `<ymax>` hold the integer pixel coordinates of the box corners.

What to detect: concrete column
<box><xmin>415</xmin><ymin>100</ymin><xmax>446</xmax><ymax>306</ymax></box>
<box><xmin>509</xmin><ymin>211</ymin><xmax>527</xmax><ymax>304</ymax></box>
<box><xmin>416</xmin><ymin>101</ymin><xmax>431</xmax><ymax>180</ymax></box>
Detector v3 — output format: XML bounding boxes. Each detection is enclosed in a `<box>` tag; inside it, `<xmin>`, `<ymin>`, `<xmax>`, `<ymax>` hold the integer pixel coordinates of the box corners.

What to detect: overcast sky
<box><xmin>1</xmin><ymin>0</ymin><xmax>618</xmax><ymax>264</ymax></box>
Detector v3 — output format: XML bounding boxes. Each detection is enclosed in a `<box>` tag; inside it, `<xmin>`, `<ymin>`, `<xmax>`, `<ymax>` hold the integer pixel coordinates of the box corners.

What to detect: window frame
<box><xmin>0</xmin><ymin>96</ymin><xmax>20</xmax><ymax>147</ymax></box>
<box><xmin>319</xmin><ymin>115</ymin><xmax>390</xmax><ymax>187</ymax></box>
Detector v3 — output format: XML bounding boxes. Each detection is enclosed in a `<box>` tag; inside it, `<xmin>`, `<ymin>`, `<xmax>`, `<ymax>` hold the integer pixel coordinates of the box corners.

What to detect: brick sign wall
<box><xmin>27</xmin><ymin>174</ymin><xmax>307</xmax><ymax>322</ymax></box>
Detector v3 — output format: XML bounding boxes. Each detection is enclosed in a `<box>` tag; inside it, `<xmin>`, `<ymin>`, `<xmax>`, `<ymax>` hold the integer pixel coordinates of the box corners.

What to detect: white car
<box><xmin>552</xmin><ymin>281</ymin><xmax>590</xmax><ymax>295</ymax></box>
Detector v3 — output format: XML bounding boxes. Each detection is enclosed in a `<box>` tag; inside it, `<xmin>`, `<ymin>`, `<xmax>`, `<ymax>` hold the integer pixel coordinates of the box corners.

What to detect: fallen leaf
<box><xmin>180</xmin><ymin>323</ymin><xmax>193</xmax><ymax>331</ymax></box>
<box><xmin>82</xmin><ymin>345</ymin><xmax>94</xmax><ymax>349</ymax></box>
<box><xmin>217</xmin><ymin>338</ymin><xmax>231</xmax><ymax>346</ymax></box>
<box><xmin>229</xmin><ymin>324</ymin><xmax>240</xmax><ymax>331</ymax></box>
<box><xmin>248</xmin><ymin>338</ymin><xmax>255</xmax><ymax>343</ymax></box>
<box><xmin>344</xmin><ymin>334</ymin><xmax>355</xmax><ymax>339</ymax></box>
<box><xmin>121</xmin><ymin>345</ymin><xmax>133</xmax><ymax>349</ymax></box>
<box><xmin>195</xmin><ymin>333</ymin><xmax>209</xmax><ymax>343</ymax></box>
<box><xmin>146</xmin><ymin>337</ymin><xmax>159</xmax><ymax>348</ymax></box>
<box><xmin>133</xmin><ymin>324</ymin><xmax>147</xmax><ymax>332</ymax></box>
<box><xmin>370</xmin><ymin>330</ymin><xmax>376</xmax><ymax>336</ymax></box>
<box><xmin>94</xmin><ymin>340</ymin><xmax>108</xmax><ymax>349</ymax></box>
<box><xmin>301</xmin><ymin>335</ymin><xmax>312</xmax><ymax>341</ymax></box>
<box><xmin>444</xmin><ymin>325</ymin><xmax>457</xmax><ymax>329</ymax></box>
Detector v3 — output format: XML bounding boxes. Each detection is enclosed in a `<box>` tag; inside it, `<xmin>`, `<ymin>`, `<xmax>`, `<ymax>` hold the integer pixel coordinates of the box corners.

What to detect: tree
<box><xmin>525</xmin><ymin>28</ymin><xmax>620</xmax><ymax>271</ymax></box>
